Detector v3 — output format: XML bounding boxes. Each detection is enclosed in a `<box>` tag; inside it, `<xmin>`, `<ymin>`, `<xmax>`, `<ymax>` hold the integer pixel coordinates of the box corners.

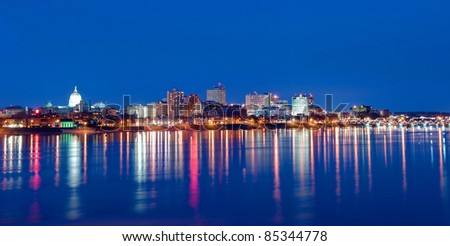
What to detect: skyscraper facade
<box><xmin>187</xmin><ymin>94</ymin><xmax>203</xmax><ymax>116</ymax></box>
<box><xmin>167</xmin><ymin>88</ymin><xmax>185</xmax><ymax>119</ymax></box>
<box><xmin>206</xmin><ymin>83</ymin><xmax>226</xmax><ymax>105</ymax></box>
<box><xmin>292</xmin><ymin>94</ymin><xmax>309</xmax><ymax>116</ymax></box>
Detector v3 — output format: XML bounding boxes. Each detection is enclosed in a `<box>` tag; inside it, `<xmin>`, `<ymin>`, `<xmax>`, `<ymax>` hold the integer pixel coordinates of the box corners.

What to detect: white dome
<box><xmin>68</xmin><ymin>86</ymin><xmax>82</xmax><ymax>107</ymax></box>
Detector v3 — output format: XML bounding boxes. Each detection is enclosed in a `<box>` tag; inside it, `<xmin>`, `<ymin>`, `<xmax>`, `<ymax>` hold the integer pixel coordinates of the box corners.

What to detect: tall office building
<box><xmin>206</xmin><ymin>83</ymin><xmax>226</xmax><ymax>105</ymax></box>
<box><xmin>292</xmin><ymin>94</ymin><xmax>309</xmax><ymax>116</ymax></box>
<box><xmin>147</xmin><ymin>102</ymin><xmax>157</xmax><ymax>121</ymax></box>
<box><xmin>153</xmin><ymin>101</ymin><xmax>168</xmax><ymax>118</ymax></box>
<box><xmin>187</xmin><ymin>94</ymin><xmax>203</xmax><ymax>116</ymax></box>
<box><xmin>167</xmin><ymin>88</ymin><xmax>185</xmax><ymax>119</ymax></box>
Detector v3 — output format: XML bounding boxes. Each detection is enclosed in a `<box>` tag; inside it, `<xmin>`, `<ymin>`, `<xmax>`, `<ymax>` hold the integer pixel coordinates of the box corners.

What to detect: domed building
<box><xmin>43</xmin><ymin>101</ymin><xmax>53</xmax><ymax>108</ymax></box>
<box><xmin>68</xmin><ymin>86</ymin><xmax>82</xmax><ymax>107</ymax></box>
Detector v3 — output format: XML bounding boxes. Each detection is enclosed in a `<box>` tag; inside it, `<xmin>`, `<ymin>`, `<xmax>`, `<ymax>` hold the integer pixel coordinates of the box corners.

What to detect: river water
<box><xmin>0</xmin><ymin>127</ymin><xmax>449</xmax><ymax>225</ymax></box>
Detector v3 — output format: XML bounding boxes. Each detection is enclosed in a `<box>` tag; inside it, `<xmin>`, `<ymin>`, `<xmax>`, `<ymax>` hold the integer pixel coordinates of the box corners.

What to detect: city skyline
<box><xmin>2</xmin><ymin>0</ymin><xmax>450</xmax><ymax>232</ymax></box>
<box><xmin>0</xmin><ymin>84</ymin><xmax>375</xmax><ymax>114</ymax></box>
<box><xmin>1</xmin><ymin>1</ymin><xmax>450</xmax><ymax>111</ymax></box>
<box><xmin>0</xmin><ymin>83</ymin><xmax>448</xmax><ymax>115</ymax></box>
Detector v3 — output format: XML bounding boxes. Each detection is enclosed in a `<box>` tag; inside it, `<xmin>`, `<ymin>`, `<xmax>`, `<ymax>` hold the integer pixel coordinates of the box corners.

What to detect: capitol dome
<box><xmin>68</xmin><ymin>86</ymin><xmax>82</xmax><ymax>107</ymax></box>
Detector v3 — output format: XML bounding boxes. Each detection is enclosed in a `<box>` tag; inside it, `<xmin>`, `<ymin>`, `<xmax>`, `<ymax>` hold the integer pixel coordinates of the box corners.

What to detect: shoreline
<box><xmin>0</xmin><ymin>122</ymin><xmax>448</xmax><ymax>135</ymax></box>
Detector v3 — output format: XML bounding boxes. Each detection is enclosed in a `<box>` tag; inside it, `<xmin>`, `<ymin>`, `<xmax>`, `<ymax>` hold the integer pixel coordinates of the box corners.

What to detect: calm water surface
<box><xmin>1</xmin><ymin>128</ymin><xmax>449</xmax><ymax>225</ymax></box>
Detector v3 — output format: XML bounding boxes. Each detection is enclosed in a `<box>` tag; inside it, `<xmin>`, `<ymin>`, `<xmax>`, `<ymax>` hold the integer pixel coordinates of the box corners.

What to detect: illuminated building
<box><xmin>127</xmin><ymin>104</ymin><xmax>148</xmax><ymax>119</ymax></box>
<box><xmin>255</xmin><ymin>106</ymin><xmax>280</xmax><ymax>118</ymax></box>
<box><xmin>270</xmin><ymin>95</ymin><xmax>290</xmax><ymax>117</ymax></box>
<box><xmin>125</xmin><ymin>104</ymin><xmax>148</xmax><ymax>126</ymax></box>
<box><xmin>0</xmin><ymin>106</ymin><xmax>26</xmax><ymax>118</ymax></box>
<box><xmin>60</xmin><ymin>119</ymin><xmax>76</xmax><ymax>128</ymax></box>
<box><xmin>148</xmin><ymin>101</ymin><xmax>168</xmax><ymax>123</ymax></box>
<box><xmin>292</xmin><ymin>94</ymin><xmax>309</xmax><ymax>116</ymax></box>
<box><xmin>206</xmin><ymin>83</ymin><xmax>226</xmax><ymax>105</ymax></box>
<box><xmin>245</xmin><ymin>92</ymin><xmax>271</xmax><ymax>116</ymax></box>
<box><xmin>147</xmin><ymin>103</ymin><xmax>157</xmax><ymax>121</ymax></box>
<box><xmin>380</xmin><ymin>109</ymin><xmax>391</xmax><ymax>117</ymax></box>
<box><xmin>155</xmin><ymin>101</ymin><xmax>168</xmax><ymax>118</ymax></box>
<box><xmin>41</xmin><ymin>102</ymin><xmax>70</xmax><ymax>117</ymax></box>
<box><xmin>187</xmin><ymin>94</ymin><xmax>203</xmax><ymax>117</ymax></box>
<box><xmin>352</xmin><ymin>105</ymin><xmax>380</xmax><ymax>118</ymax></box>
<box><xmin>68</xmin><ymin>86</ymin><xmax>82</xmax><ymax>107</ymax></box>
<box><xmin>91</xmin><ymin>102</ymin><xmax>106</xmax><ymax>112</ymax></box>
<box><xmin>167</xmin><ymin>88</ymin><xmax>185</xmax><ymax>119</ymax></box>
<box><xmin>246</xmin><ymin>92</ymin><xmax>271</xmax><ymax>107</ymax></box>
<box><xmin>44</xmin><ymin>101</ymin><xmax>53</xmax><ymax>108</ymax></box>
<box><xmin>77</xmin><ymin>100</ymin><xmax>90</xmax><ymax>113</ymax></box>
<box><xmin>307</xmin><ymin>93</ymin><xmax>314</xmax><ymax>106</ymax></box>
<box><xmin>352</xmin><ymin>105</ymin><xmax>373</xmax><ymax>114</ymax></box>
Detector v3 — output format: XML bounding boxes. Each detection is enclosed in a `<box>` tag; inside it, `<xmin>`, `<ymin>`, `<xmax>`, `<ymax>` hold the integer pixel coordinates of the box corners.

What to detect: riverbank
<box><xmin>0</xmin><ymin>126</ymin><xmax>99</xmax><ymax>135</ymax></box>
<box><xmin>0</xmin><ymin>123</ymin><xmax>314</xmax><ymax>135</ymax></box>
<box><xmin>1</xmin><ymin>122</ymin><xmax>447</xmax><ymax>135</ymax></box>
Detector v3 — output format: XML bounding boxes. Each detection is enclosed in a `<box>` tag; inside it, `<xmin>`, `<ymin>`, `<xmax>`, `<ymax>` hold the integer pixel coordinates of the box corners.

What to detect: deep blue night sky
<box><xmin>1</xmin><ymin>0</ymin><xmax>449</xmax><ymax>111</ymax></box>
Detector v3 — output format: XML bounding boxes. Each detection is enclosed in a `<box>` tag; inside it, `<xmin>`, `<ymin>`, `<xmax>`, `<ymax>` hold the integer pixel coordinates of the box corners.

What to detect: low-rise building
<box><xmin>0</xmin><ymin>106</ymin><xmax>26</xmax><ymax>118</ymax></box>
<box><xmin>245</xmin><ymin>92</ymin><xmax>271</xmax><ymax>116</ymax></box>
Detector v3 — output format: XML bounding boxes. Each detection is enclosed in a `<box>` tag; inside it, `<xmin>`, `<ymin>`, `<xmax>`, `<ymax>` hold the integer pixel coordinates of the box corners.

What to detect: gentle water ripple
<box><xmin>0</xmin><ymin>127</ymin><xmax>449</xmax><ymax>225</ymax></box>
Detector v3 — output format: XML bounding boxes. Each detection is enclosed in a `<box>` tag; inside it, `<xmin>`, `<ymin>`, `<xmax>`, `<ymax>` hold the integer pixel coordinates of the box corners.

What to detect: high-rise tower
<box><xmin>206</xmin><ymin>83</ymin><xmax>226</xmax><ymax>105</ymax></box>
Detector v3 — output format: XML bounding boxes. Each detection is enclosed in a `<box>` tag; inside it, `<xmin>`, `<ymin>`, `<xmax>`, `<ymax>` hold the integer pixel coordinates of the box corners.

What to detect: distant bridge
<box><xmin>341</xmin><ymin>116</ymin><xmax>450</xmax><ymax>127</ymax></box>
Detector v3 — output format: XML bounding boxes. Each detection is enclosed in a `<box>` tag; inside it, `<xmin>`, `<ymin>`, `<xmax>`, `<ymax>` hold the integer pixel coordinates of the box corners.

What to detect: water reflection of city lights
<box><xmin>150</xmin><ymin>132</ymin><xmax>157</xmax><ymax>182</ymax></box>
<box><xmin>64</xmin><ymin>134</ymin><xmax>83</xmax><ymax>220</ymax></box>
<box><xmin>272</xmin><ymin>131</ymin><xmax>282</xmax><ymax>224</ymax></box>
<box><xmin>335</xmin><ymin>128</ymin><xmax>341</xmax><ymax>200</ymax></box>
<box><xmin>401</xmin><ymin>128</ymin><xmax>407</xmax><ymax>193</ymax></box>
<box><xmin>134</xmin><ymin>132</ymin><xmax>148</xmax><ymax>214</ymax></box>
<box><xmin>29</xmin><ymin>135</ymin><xmax>41</xmax><ymax>191</ymax></box>
<box><xmin>366</xmin><ymin>127</ymin><xmax>372</xmax><ymax>192</ymax></box>
<box><xmin>225</xmin><ymin>131</ymin><xmax>229</xmax><ymax>178</ymax></box>
<box><xmin>354</xmin><ymin>127</ymin><xmax>360</xmax><ymax>195</ymax></box>
<box><xmin>208</xmin><ymin>131</ymin><xmax>216</xmax><ymax>181</ymax></box>
<box><xmin>55</xmin><ymin>135</ymin><xmax>60</xmax><ymax>187</ymax></box>
<box><xmin>2</xmin><ymin>137</ymin><xmax>7</xmax><ymax>173</ymax></box>
<box><xmin>83</xmin><ymin>134</ymin><xmax>88</xmax><ymax>184</ymax></box>
<box><xmin>310</xmin><ymin>129</ymin><xmax>316</xmax><ymax>196</ymax></box>
<box><xmin>189</xmin><ymin>134</ymin><xmax>200</xmax><ymax>210</ymax></box>
<box><xmin>384</xmin><ymin>135</ymin><xmax>388</xmax><ymax>166</ymax></box>
<box><xmin>119</xmin><ymin>132</ymin><xmax>123</xmax><ymax>177</ymax></box>
<box><xmin>135</xmin><ymin>132</ymin><xmax>147</xmax><ymax>183</ymax></box>
<box><xmin>438</xmin><ymin>128</ymin><xmax>448</xmax><ymax>199</ymax></box>
<box><xmin>0</xmin><ymin>126</ymin><xmax>449</xmax><ymax>225</ymax></box>
<box><xmin>67</xmin><ymin>135</ymin><xmax>81</xmax><ymax>189</ymax></box>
